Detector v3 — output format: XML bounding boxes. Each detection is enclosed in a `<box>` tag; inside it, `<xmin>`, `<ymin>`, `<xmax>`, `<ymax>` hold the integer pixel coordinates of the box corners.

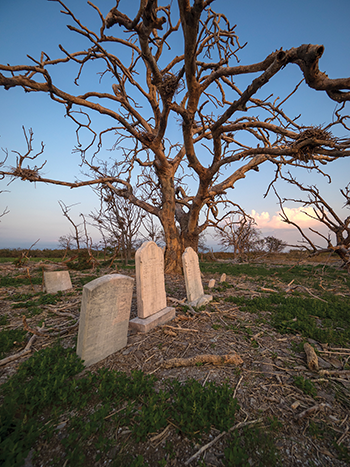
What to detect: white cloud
<box><xmin>251</xmin><ymin>206</ymin><xmax>320</xmax><ymax>230</ymax></box>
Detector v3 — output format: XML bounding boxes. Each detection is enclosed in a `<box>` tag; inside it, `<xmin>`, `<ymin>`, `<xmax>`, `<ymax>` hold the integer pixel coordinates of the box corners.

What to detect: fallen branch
<box><xmin>0</xmin><ymin>335</ymin><xmax>36</xmax><ymax>366</ymax></box>
<box><xmin>336</xmin><ymin>426</ymin><xmax>349</xmax><ymax>446</ymax></box>
<box><xmin>23</xmin><ymin>315</ymin><xmax>79</xmax><ymax>337</ymax></box>
<box><xmin>44</xmin><ymin>308</ymin><xmax>79</xmax><ymax>319</ymax></box>
<box><xmin>319</xmin><ymin>369</ymin><xmax>350</xmax><ymax>376</ymax></box>
<box><xmin>150</xmin><ymin>424</ymin><xmax>171</xmax><ymax>443</ymax></box>
<box><xmin>295</xmin><ymin>403</ymin><xmax>329</xmax><ymax>421</ymax></box>
<box><xmin>168</xmin><ymin>297</ymin><xmax>197</xmax><ymax>315</ymax></box>
<box><xmin>185</xmin><ymin>418</ymin><xmax>262</xmax><ymax>465</ymax></box>
<box><xmin>295</xmin><ymin>285</ymin><xmax>328</xmax><ymax>302</ymax></box>
<box><xmin>304</xmin><ymin>342</ymin><xmax>319</xmax><ymax>371</ymax></box>
<box><xmin>163</xmin><ymin>353</ymin><xmax>243</xmax><ymax>369</ymax></box>
<box><xmin>318</xmin><ymin>349</ymin><xmax>350</xmax><ymax>356</ymax></box>
<box><xmin>233</xmin><ymin>375</ymin><xmax>243</xmax><ymax>398</ymax></box>
<box><xmin>260</xmin><ymin>287</ymin><xmax>278</xmax><ymax>293</ymax></box>
<box><xmin>162</xmin><ymin>325</ymin><xmax>199</xmax><ymax>333</ymax></box>
<box><xmin>22</xmin><ymin>316</ymin><xmax>46</xmax><ymax>336</ymax></box>
<box><xmin>0</xmin><ymin>324</ymin><xmax>43</xmax><ymax>367</ymax></box>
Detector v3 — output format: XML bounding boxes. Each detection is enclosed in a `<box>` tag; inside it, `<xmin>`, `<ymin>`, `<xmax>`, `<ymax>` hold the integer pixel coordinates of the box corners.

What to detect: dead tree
<box><xmin>273</xmin><ymin>174</ymin><xmax>350</xmax><ymax>272</ymax></box>
<box><xmin>214</xmin><ymin>213</ymin><xmax>263</xmax><ymax>261</ymax></box>
<box><xmin>90</xmin><ymin>188</ymin><xmax>145</xmax><ymax>264</ymax></box>
<box><xmin>1</xmin><ymin>1</ymin><xmax>350</xmax><ymax>273</ymax></box>
<box><xmin>58</xmin><ymin>200</ymin><xmax>83</xmax><ymax>251</ymax></box>
<box><xmin>264</xmin><ymin>236</ymin><xmax>287</xmax><ymax>253</ymax></box>
<box><xmin>0</xmin><ymin>203</ymin><xmax>9</xmax><ymax>221</ymax></box>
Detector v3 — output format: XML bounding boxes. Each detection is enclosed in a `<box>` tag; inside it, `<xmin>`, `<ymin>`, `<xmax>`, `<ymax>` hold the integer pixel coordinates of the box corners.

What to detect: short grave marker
<box><xmin>182</xmin><ymin>247</ymin><xmax>212</xmax><ymax>307</ymax></box>
<box><xmin>220</xmin><ymin>273</ymin><xmax>227</xmax><ymax>282</ymax></box>
<box><xmin>77</xmin><ymin>274</ymin><xmax>134</xmax><ymax>367</ymax></box>
<box><xmin>43</xmin><ymin>270</ymin><xmax>72</xmax><ymax>294</ymax></box>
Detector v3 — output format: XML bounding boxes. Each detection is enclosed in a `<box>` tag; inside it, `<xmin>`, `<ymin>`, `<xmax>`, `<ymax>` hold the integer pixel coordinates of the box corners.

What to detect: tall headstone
<box><xmin>77</xmin><ymin>274</ymin><xmax>134</xmax><ymax>367</ymax></box>
<box><xmin>182</xmin><ymin>247</ymin><xmax>212</xmax><ymax>307</ymax></box>
<box><xmin>43</xmin><ymin>270</ymin><xmax>72</xmax><ymax>294</ymax></box>
<box><xmin>129</xmin><ymin>241</ymin><xmax>175</xmax><ymax>332</ymax></box>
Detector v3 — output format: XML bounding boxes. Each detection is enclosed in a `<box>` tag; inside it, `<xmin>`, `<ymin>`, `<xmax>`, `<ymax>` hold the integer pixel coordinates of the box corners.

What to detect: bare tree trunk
<box><xmin>163</xmin><ymin>220</ymin><xmax>183</xmax><ymax>274</ymax></box>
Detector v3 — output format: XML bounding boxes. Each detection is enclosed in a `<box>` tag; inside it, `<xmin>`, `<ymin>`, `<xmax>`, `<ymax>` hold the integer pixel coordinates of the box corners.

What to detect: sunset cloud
<box><xmin>251</xmin><ymin>206</ymin><xmax>320</xmax><ymax>230</ymax></box>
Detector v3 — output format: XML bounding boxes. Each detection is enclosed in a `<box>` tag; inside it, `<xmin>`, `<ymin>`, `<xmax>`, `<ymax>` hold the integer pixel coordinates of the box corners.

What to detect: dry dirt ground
<box><xmin>0</xmin><ymin>258</ymin><xmax>349</xmax><ymax>466</ymax></box>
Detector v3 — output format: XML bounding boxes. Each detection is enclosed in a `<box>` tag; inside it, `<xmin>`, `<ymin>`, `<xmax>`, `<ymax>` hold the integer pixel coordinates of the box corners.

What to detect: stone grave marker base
<box><xmin>189</xmin><ymin>294</ymin><xmax>212</xmax><ymax>308</ymax></box>
<box><xmin>129</xmin><ymin>306</ymin><xmax>175</xmax><ymax>333</ymax></box>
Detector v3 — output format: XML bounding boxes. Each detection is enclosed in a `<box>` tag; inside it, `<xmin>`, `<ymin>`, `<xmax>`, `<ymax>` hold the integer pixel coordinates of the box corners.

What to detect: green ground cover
<box><xmin>1</xmin><ymin>258</ymin><xmax>349</xmax><ymax>465</ymax></box>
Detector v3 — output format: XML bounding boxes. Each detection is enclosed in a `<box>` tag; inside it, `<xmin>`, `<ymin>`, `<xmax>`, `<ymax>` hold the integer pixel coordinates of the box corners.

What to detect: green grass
<box><xmin>7</xmin><ymin>291</ymin><xmax>64</xmax><ymax>317</ymax></box>
<box><xmin>225</xmin><ymin>293</ymin><xmax>350</xmax><ymax>346</ymax></box>
<box><xmin>224</xmin><ymin>418</ymin><xmax>282</xmax><ymax>466</ymax></box>
<box><xmin>11</xmin><ymin>292</ymin><xmax>62</xmax><ymax>309</ymax></box>
<box><xmin>0</xmin><ymin>274</ymin><xmax>42</xmax><ymax>287</ymax></box>
<box><xmin>0</xmin><ymin>345</ymin><xmax>241</xmax><ymax>467</ymax></box>
<box><xmin>0</xmin><ymin>328</ymin><xmax>27</xmax><ymax>358</ymax></box>
<box><xmin>0</xmin><ymin>316</ymin><xmax>9</xmax><ymax>325</ymax></box>
<box><xmin>0</xmin><ymin>257</ymin><xmax>61</xmax><ymax>264</ymax></box>
<box><xmin>293</xmin><ymin>376</ymin><xmax>317</xmax><ymax>398</ymax></box>
<box><xmin>200</xmin><ymin>262</ymin><xmax>350</xmax><ymax>291</ymax></box>
<box><xmin>307</xmin><ymin>421</ymin><xmax>350</xmax><ymax>463</ymax></box>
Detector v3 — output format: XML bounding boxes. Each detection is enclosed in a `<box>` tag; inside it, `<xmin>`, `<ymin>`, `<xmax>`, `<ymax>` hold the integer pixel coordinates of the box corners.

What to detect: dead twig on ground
<box><xmin>168</xmin><ymin>296</ymin><xmax>197</xmax><ymax>315</ymax></box>
<box><xmin>0</xmin><ymin>333</ymin><xmax>37</xmax><ymax>366</ymax></box>
<box><xmin>0</xmin><ymin>323</ymin><xmax>46</xmax><ymax>366</ymax></box>
<box><xmin>304</xmin><ymin>343</ymin><xmax>319</xmax><ymax>371</ymax></box>
<box><xmin>295</xmin><ymin>403</ymin><xmax>330</xmax><ymax>421</ymax></box>
<box><xmin>22</xmin><ymin>316</ymin><xmax>47</xmax><ymax>336</ymax></box>
<box><xmin>163</xmin><ymin>353</ymin><xmax>243</xmax><ymax>369</ymax></box>
<box><xmin>162</xmin><ymin>325</ymin><xmax>199</xmax><ymax>333</ymax></box>
<box><xmin>185</xmin><ymin>418</ymin><xmax>262</xmax><ymax>465</ymax></box>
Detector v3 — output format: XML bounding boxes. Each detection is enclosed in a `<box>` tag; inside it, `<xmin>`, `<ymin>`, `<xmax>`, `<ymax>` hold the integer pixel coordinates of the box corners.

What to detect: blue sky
<box><xmin>0</xmin><ymin>0</ymin><xmax>349</xmax><ymax>250</ymax></box>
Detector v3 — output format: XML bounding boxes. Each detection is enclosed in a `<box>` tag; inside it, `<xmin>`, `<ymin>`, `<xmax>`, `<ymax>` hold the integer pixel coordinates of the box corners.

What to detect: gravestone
<box><xmin>129</xmin><ymin>241</ymin><xmax>175</xmax><ymax>332</ymax></box>
<box><xmin>220</xmin><ymin>273</ymin><xmax>227</xmax><ymax>283</ymax></box>
<box><xmin>43</xmin><ymin>270</ymin><xmax>72</xmax><ymax>294</ymax></box>
<box><xmin>77</xmin><ymin>274</ymin><xmax>134</xmax><ymax>367</ymax></box>
<box><xmin>208</xmin><ymin>279</ymin><xmax>216</xmax><ymax>288</ymax></box>
<box><xmin>182</xmin><ymin>247</ymin><xmax>212</xmax><ymax>307</ymax></box>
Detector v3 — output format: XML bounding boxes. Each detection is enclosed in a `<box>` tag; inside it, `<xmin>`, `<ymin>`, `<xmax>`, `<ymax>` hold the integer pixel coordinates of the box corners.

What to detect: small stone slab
<box><xmin>43</xmin><ymin>270</ymin><xmax>72</xmax><ymax>294</ymax></box>
<box><xmin>129</xmin><ymin>307</ymin><xmax>176</xmax><ymax>333</ymax></box>
<box><xmin>208</xmin><ymin>279</ymin><xmax>216</xmax><ymax>288</ymax></box>
<box><xmin>220</xmin><ymin>273</ymin><xmax>227</xmax><ymax>282</ymax></box>
<box><xmin>182</xmin><ymin>247</ymin><xmax>212</xmax><ymax>307</ymax></box>
<box><xmin>77</xmin><ymin>274</ymin><xmax>134</xmax><ymax>367</ymax></box>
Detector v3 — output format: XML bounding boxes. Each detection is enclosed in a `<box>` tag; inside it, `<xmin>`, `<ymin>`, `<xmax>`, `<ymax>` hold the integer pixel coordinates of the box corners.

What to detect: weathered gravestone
<box><xmin>220</xmin><ymin>273</ymin><xmax>227</xmax><ymax>283</ymax></box>
<box><xmin>208</xmin><ymin>279</ymin><xmax>216</xmax><ymax>288</ymax></box>
<box><xmin>77</xmin><ymin>274</ymin><xmax>134</xmax><ymax>367</ymax></box>
<box><xmin>182</xmin><ymin>247</ymin><xmax>212</xmax><ymax>307</ymax></box>
<box><xmin>129</xmin><ymin>241</ymin><xmax>175</xmax><ymax>332</ymax></box>
<box><xmin>43</xmin><ymin>270</ymin><xmax>72</xmax><ymax>294</ymax></box>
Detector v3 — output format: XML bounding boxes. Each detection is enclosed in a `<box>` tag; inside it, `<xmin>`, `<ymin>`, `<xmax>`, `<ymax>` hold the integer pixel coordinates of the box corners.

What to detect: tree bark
<box><xmin>162</xmin><ymin>221</ymin><xmax>181</xmax><ymax>273</ymax></box>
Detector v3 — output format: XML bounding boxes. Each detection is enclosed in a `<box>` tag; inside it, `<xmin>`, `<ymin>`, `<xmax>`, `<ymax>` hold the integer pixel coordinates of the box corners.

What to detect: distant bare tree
<box><xmin>215</xmin><ymin>213</ymin><xmax>263</xmax><ymax>261</ymax></box>
<box><xmin>0</xmin><ymin>204</ymin><xmax>9</xmax><ymax>220</ymax></box>
<box><xmin>0</xmin><ymin>157</ymin><xmax>10</xmax><ymax>220</ymax></box>
<box><xmin>58</xmin><ymin>200</ymin><xmax>83</xmax><ymax>251</ymax></box>
<box><xmin>57</xmin><ymin>234</ymin><xmax>74</xmax><ymax>250</ymax></box>
<box><xmin>274</xmin><ymin>174</ymin><xmax>350</xmax><ymax>272</ymax></box>
<box><xmin>264</xmin><ymin>235</ymin><xmax>287</xmax><ymax>253</ymax></box>
<box><xmin>90</xmin><ymin>188</ymin><xmax>144</xmax><ymax>264</ymax></box>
